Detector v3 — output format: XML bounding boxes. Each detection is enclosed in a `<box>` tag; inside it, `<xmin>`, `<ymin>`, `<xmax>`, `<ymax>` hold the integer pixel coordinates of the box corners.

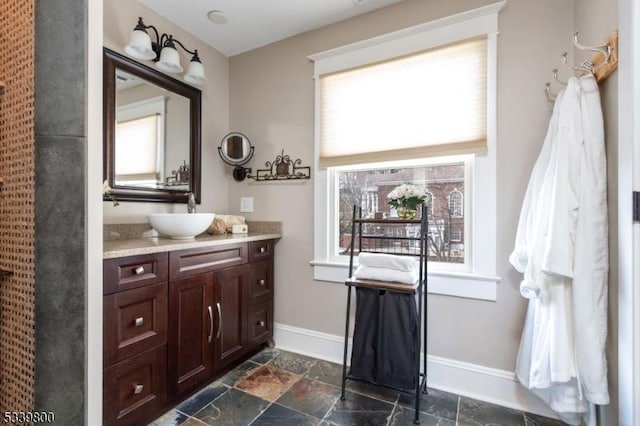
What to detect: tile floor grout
<box><xmin>151</xmin><ymin>348</ymin><xmax>565</xmax><ymax>426</ymax></box>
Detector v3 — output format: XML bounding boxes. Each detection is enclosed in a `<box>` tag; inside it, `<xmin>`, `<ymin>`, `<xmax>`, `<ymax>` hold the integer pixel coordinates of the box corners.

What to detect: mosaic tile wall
<box><xmin>0</xmin><ymin>0</ymin><xmax>36</xmax><ymax>413</ymax></box>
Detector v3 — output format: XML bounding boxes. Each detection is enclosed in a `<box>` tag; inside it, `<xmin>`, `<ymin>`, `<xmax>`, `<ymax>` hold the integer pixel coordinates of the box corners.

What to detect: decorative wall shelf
<box><xmin>247</xmin><ymin>149</ymin><xmax>310</xmax><ymax>182</ymax></box>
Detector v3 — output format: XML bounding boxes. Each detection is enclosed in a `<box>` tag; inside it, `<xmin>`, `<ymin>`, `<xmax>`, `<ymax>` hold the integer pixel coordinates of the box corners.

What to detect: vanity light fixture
<box><xmin>124</xmin><ymin>17</ymin><xmax>206</xmax><ymax>85</ymax></box>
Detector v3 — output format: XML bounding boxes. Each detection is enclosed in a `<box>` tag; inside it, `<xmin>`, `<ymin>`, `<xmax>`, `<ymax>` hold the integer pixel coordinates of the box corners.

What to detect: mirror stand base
<box><xmin>233</xmin><ymin>166</ymin><xmax>251</xmax><ymax>182</ymax></box>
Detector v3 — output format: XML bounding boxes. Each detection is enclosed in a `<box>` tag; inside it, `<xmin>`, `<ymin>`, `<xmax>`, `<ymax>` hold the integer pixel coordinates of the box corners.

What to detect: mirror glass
<box><xmin>104</xmin><ymin>48</ymin><xmax>202</xmax><ymax>203</ymax></box>
<box><xmin>219</xmin><ymin>132</ymin><xmax>253</xmax><ymax>165</ymax></box>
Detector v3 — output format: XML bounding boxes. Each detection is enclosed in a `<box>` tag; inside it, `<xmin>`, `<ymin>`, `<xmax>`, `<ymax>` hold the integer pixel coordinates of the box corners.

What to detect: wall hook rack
<box><xmin>247</xmin><ymin>149</ymin><xmax>311</xmax><ymax>181</ymax></box>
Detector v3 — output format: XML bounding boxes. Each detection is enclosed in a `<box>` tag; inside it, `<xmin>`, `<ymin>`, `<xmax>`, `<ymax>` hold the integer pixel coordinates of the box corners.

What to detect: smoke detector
<box><xmin>207</xmin><ymin>10</ymin><xmax>228</xmax><ymax>24</ymax></box>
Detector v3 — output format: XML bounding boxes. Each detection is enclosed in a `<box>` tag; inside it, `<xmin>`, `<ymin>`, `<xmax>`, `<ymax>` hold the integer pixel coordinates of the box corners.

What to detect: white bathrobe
<box><xmin>571</xmin><ymin>75</ymin><xmax>609</xmax><ymax>405</ymax></box>
<box><xmin>512</xmin><ymin>77</ymin><xmax>599</xmax><ymax>424</ymax></box>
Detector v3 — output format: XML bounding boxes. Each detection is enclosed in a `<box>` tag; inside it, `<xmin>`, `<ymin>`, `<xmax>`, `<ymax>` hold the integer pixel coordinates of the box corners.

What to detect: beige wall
<box><xmin>573</xmin><ymin>1</ymin><xmax>619</xmax><ymax>424</ymax></box>
<box><xmin>228</xmin><ymin>0</ymin><xmax>574</xmax><ymax>371</ymax></box>
<box><xmin>103</xmin><ymin>0</ymin><xmax>230</xmax><ymax>222</ymax></box>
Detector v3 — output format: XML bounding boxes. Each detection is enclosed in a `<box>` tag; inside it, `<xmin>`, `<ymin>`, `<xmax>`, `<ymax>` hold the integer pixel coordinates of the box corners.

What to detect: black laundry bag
<box><xmin>349</xmin><ymin>287</ymin><xmax>419</xmax><ymax>390</ymax></box>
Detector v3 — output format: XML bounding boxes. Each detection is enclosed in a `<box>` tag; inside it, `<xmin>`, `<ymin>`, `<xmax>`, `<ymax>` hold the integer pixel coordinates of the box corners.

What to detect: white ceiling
<box><xmin>138</xmin><ymin>0</ymin><xmax>404</xmax><ymax>57</ymax></box>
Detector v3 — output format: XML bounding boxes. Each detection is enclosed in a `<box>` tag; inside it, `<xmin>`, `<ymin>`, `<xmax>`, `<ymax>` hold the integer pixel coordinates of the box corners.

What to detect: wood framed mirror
<box><xmin>103</xmin><ymin>47</ymin><xmax>202</xmax><ymax>203</ymax></box>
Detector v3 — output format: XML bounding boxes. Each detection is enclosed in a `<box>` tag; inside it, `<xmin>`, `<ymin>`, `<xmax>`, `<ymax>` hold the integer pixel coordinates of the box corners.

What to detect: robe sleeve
<box><xmin>509</xmin><ymin>91</ymin><xmax>564</xmax><ymax>274</ymax></box>
<box><xmin>541</xmin><ymin>78</ymin><xmax>583</xmax><ymax>278</ymax></box>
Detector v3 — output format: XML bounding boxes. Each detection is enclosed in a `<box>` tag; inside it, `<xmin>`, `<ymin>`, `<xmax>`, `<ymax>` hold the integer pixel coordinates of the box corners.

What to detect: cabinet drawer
<box><xmin>103</xmin><ymin>345</ymin><xmax>167</xmax><ymax>426</ymax></box>
<box><xmin>104</xmin><ymin>283</ymin><xmax>168</xmax><ymax>367</ymax></box>
<box><xmin>170</xmin><ymin>243</ymin><xmax>248</xmax><ymax>279</ymax></box>
<box><xmin>104</xmin><ymin>253</ymin><xmax>168</xmax><ymax>295</ymax></box>
<box><xmin>249</xmin><ymin>240</ymin><xmax>273</xmax><ymax>262</ymax></box>
<box><xmin>249</xmin><ymin>260</ymin><xmax>273</xmax><ymax>303</ymax></box>
<box><xmin>248</xmin><ymin>300</ymin><xmax>273</xmax><ymax>345</ymax></box>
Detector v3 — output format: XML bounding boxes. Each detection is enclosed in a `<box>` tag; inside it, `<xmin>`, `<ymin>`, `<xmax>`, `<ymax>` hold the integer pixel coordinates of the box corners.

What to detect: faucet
<box><xmin>187</xmin><ymin>192</ymin><xmax>196</xmax><ymax>213</ymax></box>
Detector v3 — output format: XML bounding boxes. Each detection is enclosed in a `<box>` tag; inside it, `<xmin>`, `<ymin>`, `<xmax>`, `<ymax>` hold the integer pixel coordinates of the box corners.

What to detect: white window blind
<box><xmin>319</xmin><ymin>37</ymin><xmax>487</xmax><ymax>168</ymax></box>
<box><xmin>115</xmin><ymin>114</ymin><xmax>159</xmax><ymax>181</ymax></box>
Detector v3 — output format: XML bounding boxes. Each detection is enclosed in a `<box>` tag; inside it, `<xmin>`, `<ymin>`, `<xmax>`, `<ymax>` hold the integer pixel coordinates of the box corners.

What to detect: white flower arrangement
<box><xmin>103</xmin><ymin>180</ymin><xmax>119</xmax><ymax>206</ymax></box>
<box><xmin>387</xmin><ymin>183</ymin><xmax>426</xmax><ymax>210</ymax></box>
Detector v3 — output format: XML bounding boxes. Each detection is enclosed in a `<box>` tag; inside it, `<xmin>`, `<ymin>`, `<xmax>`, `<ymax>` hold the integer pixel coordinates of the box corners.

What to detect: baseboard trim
<box><xmin>274</xmin><ymin>322</ymin><xmax>557</xmax><ymax>419</ymax></box>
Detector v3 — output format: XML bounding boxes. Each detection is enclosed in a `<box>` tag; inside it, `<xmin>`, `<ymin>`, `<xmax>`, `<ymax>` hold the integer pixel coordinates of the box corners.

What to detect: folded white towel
<box><xmin>357</xmin><ymin>253</ymin><xmax>418</xmax><ymax>272</ymax></box>
<box><xmin>353</xmin><ymin>265</ymin><xmax>418</xmax><ymax>285</ymax></box>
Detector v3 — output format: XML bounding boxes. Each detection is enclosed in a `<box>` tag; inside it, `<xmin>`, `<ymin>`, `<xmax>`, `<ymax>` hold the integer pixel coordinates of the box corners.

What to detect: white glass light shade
<box><xmin>184</xmin><ymin>60</ymin><xmax>206</xmax><ymax>85</ymax></box>
<box><xmin>156</xmin><ymin>46</ymin><xmax>183</xmax><ymax>73</ymax></box>
<box><xmin>124</xmin><ymin>29</ymin><xmax>156</xmax><ymax>60</ymax></box>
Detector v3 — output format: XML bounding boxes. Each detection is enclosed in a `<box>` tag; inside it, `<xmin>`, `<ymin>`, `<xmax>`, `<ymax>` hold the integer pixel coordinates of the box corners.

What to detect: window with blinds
<box><xmin>319</xmin><ymin>37</ymin><xmax>487</xmax><ymax>168</ymax></box>
<box><xmin>115</xmin><ymin>114</ymin><xmax>160</xmax><ymax>183</ymax></box>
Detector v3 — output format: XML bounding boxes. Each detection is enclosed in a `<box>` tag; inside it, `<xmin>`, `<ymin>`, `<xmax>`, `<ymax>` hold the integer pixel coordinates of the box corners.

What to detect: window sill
<box><xmin>310</xmin><ymin>260</ymin><xmax>499</xmax><ymax>301</ymax></box>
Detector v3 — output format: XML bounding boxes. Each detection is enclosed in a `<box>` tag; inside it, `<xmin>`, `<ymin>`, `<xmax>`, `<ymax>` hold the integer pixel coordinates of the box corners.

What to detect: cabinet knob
<box><xmin>134</xmin><ymin>266</ymin><xmax>145</xmax><ymax>275</ymax></box>
<box><xmin>134</xmin><ymin>317</ymin><xmax>144</xmax><ymax>327</ymax></box>
<box><xmin>133</xmin><ymin>384</ymin><xmax>144</xmax><ymax>394</ymax></box>
<box><xmin>258</xmin><ymin>279</ymin><xmax>265</xmax><ymax>287</ymax></box>
<box><xmin>257</xmin><ymin>320</ymin><xmax>265</xmax><ymax>327</ymax></box>
<box><xmin>259</xmin><ymin>247</ymin><xmax>266</xmax><ymax>253</ymax></box>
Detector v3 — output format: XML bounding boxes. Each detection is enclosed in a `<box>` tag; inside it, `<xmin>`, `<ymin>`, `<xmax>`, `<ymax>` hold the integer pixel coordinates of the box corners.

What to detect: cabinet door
<box><xmin>213</xmin><ymin>264</ymin><xmax>249</xmax><ymax>371</ymax></box>
<box><xmin>168</xmin><ymin>273</ymin><xmax>215</xmax><ymax>396</ymax></box>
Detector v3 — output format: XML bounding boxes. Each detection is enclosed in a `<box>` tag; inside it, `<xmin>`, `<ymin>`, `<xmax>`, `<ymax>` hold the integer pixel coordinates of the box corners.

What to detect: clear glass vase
<box><xmin>397</xmin><ymin>206</ymin><xmax>418</xmax><ymax>220</ymax></box>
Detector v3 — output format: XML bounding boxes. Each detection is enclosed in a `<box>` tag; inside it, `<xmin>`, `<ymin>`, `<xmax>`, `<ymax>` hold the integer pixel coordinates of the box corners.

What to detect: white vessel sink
<box><xmin>148</xmin><ymin>213</ymin><xmax>215</xmax><ymax>240</ymax></box>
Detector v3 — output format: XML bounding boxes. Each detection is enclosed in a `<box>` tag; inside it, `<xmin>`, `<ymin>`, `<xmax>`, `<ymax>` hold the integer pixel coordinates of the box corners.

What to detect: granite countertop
<box><xmin>103</xmin><ymin>220</ymin><xmax>282</xmax><ymax>259</ymax></box>
<box><xmin>103</xmin><ymin>232</ymin><xmax>281</xmax><ymax>259</ymax></box>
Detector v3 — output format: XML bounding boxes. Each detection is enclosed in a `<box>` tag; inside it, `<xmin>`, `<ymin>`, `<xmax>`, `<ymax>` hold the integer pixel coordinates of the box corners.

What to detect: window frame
<box><xmin>310</xmin><ymin>2</ymin><xmax>505</xmax><ymax>301</ymax></box>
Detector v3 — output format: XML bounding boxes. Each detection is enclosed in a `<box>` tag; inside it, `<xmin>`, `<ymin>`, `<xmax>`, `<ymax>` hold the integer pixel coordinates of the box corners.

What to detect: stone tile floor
<box><xmin>150</xmin><ymin>348</ymin><xmax>566</xmax><ymax>426</ymax></box>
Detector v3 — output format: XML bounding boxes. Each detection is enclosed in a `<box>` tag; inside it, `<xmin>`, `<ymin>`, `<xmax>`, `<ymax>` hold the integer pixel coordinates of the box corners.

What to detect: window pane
<box><xmin>115</xmin><ymin>114</ymin><xmax>159</xmax><ymax>183</ymax></box>
<box><xmin>337</xmin><ymin>162</ymin><xmax>465</xmax><ymax>264</ymax></box>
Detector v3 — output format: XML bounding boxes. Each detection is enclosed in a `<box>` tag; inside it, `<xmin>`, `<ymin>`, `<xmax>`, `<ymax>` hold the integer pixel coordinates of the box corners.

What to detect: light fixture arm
<box><xmin>170</xmin><ymin>38</ymin><xmax>199</xmax><ymax>59</ymax></box>
<box><xmin>136</xmin><ymin>17</ymin><xmax>198</xmax><ymax>61</ymax></box>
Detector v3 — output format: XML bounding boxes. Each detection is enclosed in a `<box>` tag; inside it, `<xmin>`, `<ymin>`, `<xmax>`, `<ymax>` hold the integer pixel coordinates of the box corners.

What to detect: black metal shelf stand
<box><xmin>340</xmin><ymin>205</ymin><xmax>429</xmax><ymax>424</ymax></box>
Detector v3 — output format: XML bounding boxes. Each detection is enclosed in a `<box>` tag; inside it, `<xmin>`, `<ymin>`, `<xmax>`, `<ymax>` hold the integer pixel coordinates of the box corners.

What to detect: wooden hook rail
<box><xmin>545</xmin><ymin>30</ymin><xmax>618</xmax><ymax>101</ymax></box>
<box><xmin>591</xmin><ymin>31</ymin><xmax>618</xmax><ymax>83</ymax></box>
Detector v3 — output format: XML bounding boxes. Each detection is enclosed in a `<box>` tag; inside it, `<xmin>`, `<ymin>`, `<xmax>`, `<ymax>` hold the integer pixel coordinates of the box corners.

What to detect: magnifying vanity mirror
<box><xmin>103</xmin><ymin>48</ymin><xmax>202</xmax><ymax>203</ymax></box>
<box><xmin>218</xmin><ymin>132</ymin><xmax>254</xmax><ymax>181</ymax></box>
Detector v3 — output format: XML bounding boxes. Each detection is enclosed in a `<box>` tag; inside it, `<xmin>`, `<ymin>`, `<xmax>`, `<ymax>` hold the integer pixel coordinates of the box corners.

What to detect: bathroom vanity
<box><xmin>102</xmin><ymin>233</ymin><xmax>278</xmax><ymax>426</ymax></box>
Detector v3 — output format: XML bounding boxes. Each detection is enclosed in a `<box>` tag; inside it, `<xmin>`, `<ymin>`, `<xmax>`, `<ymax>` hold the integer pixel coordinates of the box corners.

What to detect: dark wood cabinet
<box><xmin>248</xmin><ymin>300</ymin><xmax>273</xmax><ymax>346</ymax></box>
<box><xmin>104</xmin><ymin>282</ymin><xmax>168</xmax><ymax>367</ymax></box>
<box><xmin>103</xmin><ymin>252</ymin><xmax>169</xmax><ymax>426</ymax></box>
<box><xmin>103</xmin><ymin>345</ymin><xmax>167</xmax><ymax>426</ymax></box>
<box><xmin>104</xmin><ymin>252</ymin><xmax>168</xmax><ymax>295</ymax></box>
<box><xmin>103</xmin><ymin>239</ymin><xmax>276</xmax><ymax>425</ymax></box>
<box><xmin>167</xmin><ymin>273</ymin><xmax>215</xmax><ymax>397</ymax></box>
<box><xmin>214</xmin><ymin>264</ymin><xmax>249</xmax><ymax>371</ymax></box>
<box><xmin>248</xmin><ymin>259</ymin><xmax>273</xmax><ymax>304</ymax></box>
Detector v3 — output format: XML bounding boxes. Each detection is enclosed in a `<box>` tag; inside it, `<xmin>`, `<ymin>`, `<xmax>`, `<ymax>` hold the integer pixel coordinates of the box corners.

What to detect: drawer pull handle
<box><xmin>216</xmin><ymin>303</ymin><xmax>222</xmax><ymax>339</ymax></box>
<box><xmin>207</xmin><ymin>306</ymin><xmax>213</xmax><ymax>343</ymax></box>
<box><xmin>133</xmin><ymin>384</ymin><xmax>144</xmax><ymax>394</ymax></box>
<box><xmin>134</xmin><ymin>317</ymin><xmax>144</xmax><ymax>327</ymax></box>
<box><xmin>259</xmin><ymin>247</ymin><xmax>266</xmax><ymax>253</ymax></box>
<box><xmin>134</xmin><ymin>266</ymin><xmax>145</xmax><ymax>275</ymax></box>
<box><xmin>258</xmin><ymin>279</ymin><xmax>265</xmax><ymax>287</ymax></box>
<box><xmin>257</xmin><ymin>320</ymin><xmax>265</xmax><ymax>327</ymax></box>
